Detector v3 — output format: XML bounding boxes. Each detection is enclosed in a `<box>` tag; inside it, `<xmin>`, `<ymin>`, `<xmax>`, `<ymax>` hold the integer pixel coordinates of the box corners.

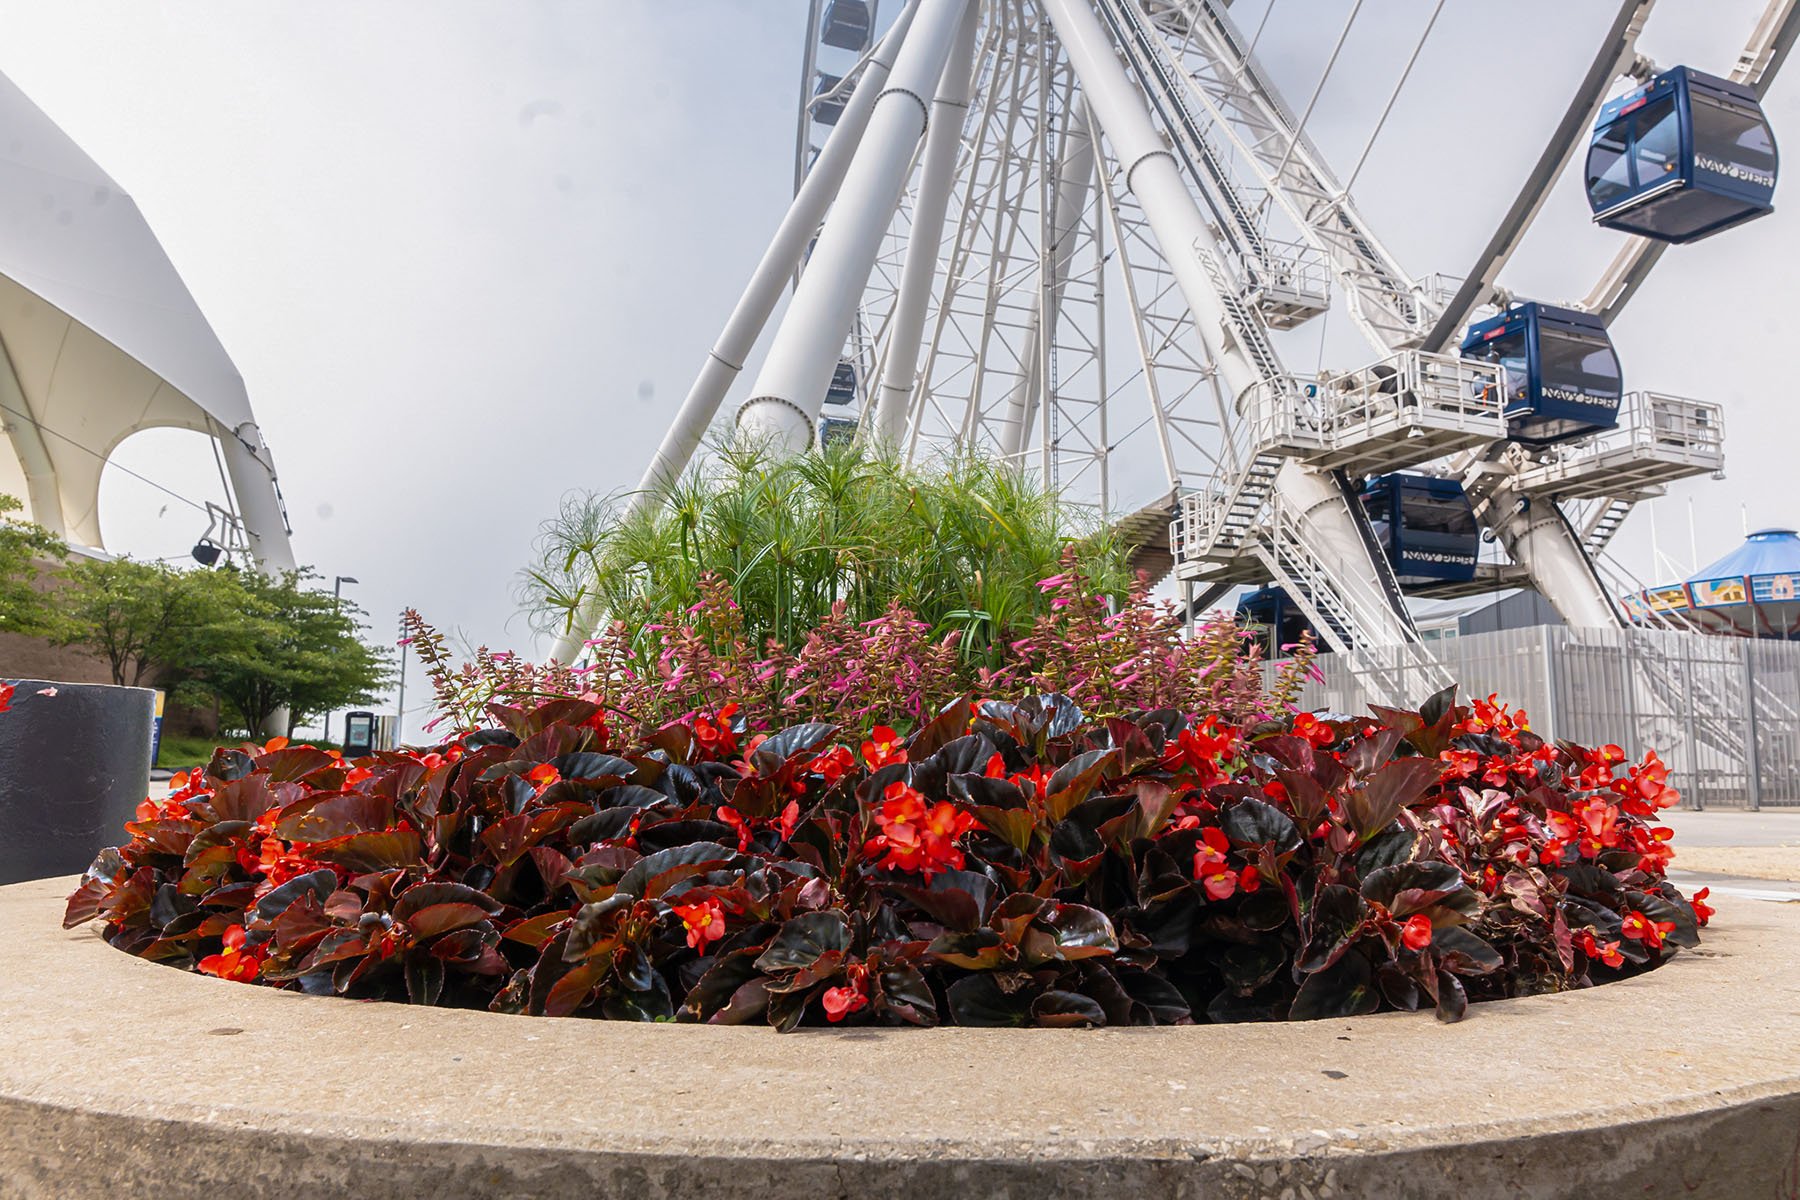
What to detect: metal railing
<box><xmin>1233</xmin><ymin>235</ymin><xmax>1332</xmax><ymax>318</ymax></box>
<box><xmin>1316</xmin><ymin>350</ymin><xmax>1504</xmax><ymax>444</ymax></box>
<box><xmin>1618</xmin><ymin>391</ymin><xmax>1724</xmax><ymax>464</ymax></box>
<box><xmin>1285</xmin><ymin>624</ymin><xmax>1800</xmax><ymax>809</ymax></box>
<box><xmin>1513</xmin><ymin>391</ymin><xmax>1725</xmax><ymax>499</ymax></box>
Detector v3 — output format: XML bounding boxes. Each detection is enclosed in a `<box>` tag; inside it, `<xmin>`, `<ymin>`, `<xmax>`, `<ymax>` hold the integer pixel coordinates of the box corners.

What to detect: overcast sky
<box><xmin>0</xmin><ymin>1</ymin><xmax>1791</xmax><ymax>737</ymax></box>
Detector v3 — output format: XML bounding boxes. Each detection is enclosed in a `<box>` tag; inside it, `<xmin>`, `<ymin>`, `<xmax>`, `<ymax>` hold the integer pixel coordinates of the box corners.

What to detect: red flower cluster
<box><xmin>197</xmin><ymin>925</ymin><xmax>266</xmax><ymax>982</ymax></box>
<box><xmin>822</xmin><ymin>961</ymin><xmax>870</xmax><ymax>1022</ymax></box>
<box><xmin>672</xmin><ymin>898</ymin><xmax>727</xmax><ymax>952</ymax></box>
<box><xmin>717</xmin><ymin>800</ymin><xmax>801</xmax><ymax>853</ymax></box>
<box><xmin>1160</xmin><ymin>717</ymin><xmax>1241</xmax><ymax>786</ymax></box>
<box><xmin>1192</xmin><ymin>827</ymin><xmax>1240</xmax><ymax>901</ymax></box>
<box><xmin>693</xmin><ymin>703</ymin><xmax>740</xmax><ymax>757</ymax></box>
<box><xmin>862</xmin><ymin>781</ymin><xmax>979</xmax><ymax>878</ymax></box>
<box><xmin>861</xmin><ymin>725</ymin><xmax>907</xmax><ymax>769</ymax></box>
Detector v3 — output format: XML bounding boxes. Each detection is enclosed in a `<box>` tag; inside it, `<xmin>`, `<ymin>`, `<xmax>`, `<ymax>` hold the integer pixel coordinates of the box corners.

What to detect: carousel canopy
<box><xmin>1692</xmin><ymin>528</ymin><xmax>1800</xmax><ymax>580</ymax></box>
<box><xmin>1625</xmin><ymin>528</ymin><xmax>1800</xmax><ymax>638</ymax></box>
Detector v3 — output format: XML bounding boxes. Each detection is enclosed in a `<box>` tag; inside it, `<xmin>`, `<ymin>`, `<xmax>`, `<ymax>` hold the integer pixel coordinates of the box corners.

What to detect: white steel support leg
<box><xmin>1037</xmin><ymin>0</ymin><xmax>1261</xmax><ymax>402</ymax></box>
<box><xmin>1481</xmin><ymin>478</ymin><xmax>1624</xmax><ymax>629</ymax></box>
<box><xmin>622</xmin><ymin>0</ymin><xmax>918</xmax><ymax>499</ymax></box>
<box><xmin>1003</xmin><ymin>93</ymin><xmax>1095</xmax><ymax>457</ymax></box>
<box><xmin>0</xmin><ymin>335</ymin><xmax>64</xmax><ymax>538</ymax></box>
<box><xmin>217</xmin><ymin>419</ymin><xmax>296</xmax><ymax>737</ymax></box>
<box><xmin>872</xmin><ymin>2</ymin><xmax>978</xmax><ymax>446</ymax></box>
<box><xmin>738</xmin><ymin>0</ymin><xmax>972</xmax><ymax>453</ymax></box>
<box><xmin>217</xmin><ymin>421</ymin><xmax>296</xmax><ymax>573</ymax></box>
<box><xmin>1275</xmin><ymin>461</ymin><xmax>1390</xmax><ymax>608</ymax></box>
<box><xmin>1043</xmin><ymin>0</ymin><xmax>1418</xmax><ymax>648</ymax></box>
<box><xmin>546</xmin><ymin>3</ymin><xmax>921</xmax><ymax>663</ymax></box>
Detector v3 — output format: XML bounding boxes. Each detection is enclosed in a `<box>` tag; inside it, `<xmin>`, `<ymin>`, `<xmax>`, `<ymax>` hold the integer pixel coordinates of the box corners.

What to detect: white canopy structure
<box><xmin>0</xmin><ymin>67</ymin><xmax>292</xmax><ymax>571</ymax></box>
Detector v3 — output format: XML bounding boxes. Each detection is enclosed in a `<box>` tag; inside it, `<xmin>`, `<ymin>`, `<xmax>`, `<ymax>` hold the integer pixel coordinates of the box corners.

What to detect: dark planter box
<box><xmin>0</xmin><ymin>679</ymin><xmax>154</xmax><ymax>885</ymax></box>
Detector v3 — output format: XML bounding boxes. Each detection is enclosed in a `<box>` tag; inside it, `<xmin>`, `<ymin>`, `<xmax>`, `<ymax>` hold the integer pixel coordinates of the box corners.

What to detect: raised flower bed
<box><xmin>62</xmin><ymin>683</ymin><xmax>1707</xmax><ymax>1027</ymax></box>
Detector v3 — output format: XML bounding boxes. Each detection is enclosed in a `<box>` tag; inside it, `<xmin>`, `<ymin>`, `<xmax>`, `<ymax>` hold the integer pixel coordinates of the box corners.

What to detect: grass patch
<box><xmin>156</xmin><ymin>732</ymin><xmax>341</xmax><ymax>768</ymax></box>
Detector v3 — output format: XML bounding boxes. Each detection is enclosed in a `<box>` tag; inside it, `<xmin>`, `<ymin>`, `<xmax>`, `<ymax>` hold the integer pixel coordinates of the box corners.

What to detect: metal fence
<box><xmin>1288</xmin><ymin>625</ymin><xmax>1800</xmax><ymax>809</ymax></box>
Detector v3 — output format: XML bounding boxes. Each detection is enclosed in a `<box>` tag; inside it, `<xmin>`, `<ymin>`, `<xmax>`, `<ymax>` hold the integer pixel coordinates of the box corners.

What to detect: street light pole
<box><xmin>324</xmin><ymin>575</ymin><xmax>358</xmax><ymax>745</ymax></box>
<box><xmin>395</xmin><ymin>610</ymin><xmax>408</xmax><ymax>750</ymax></box>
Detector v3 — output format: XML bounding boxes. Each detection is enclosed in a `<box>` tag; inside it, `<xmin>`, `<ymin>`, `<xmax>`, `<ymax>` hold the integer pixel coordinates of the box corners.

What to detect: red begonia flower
<box><xmin>1401</xmin><ymin>913</ymin><xmax>1433</xmax><ymax>952</ymax></box>
<box><xmin>861</xmin><ymin>725</ymin><xmax>907</xmax><ymax>769</ymax></box>
<box><xmin>1577</xmin><ymin>929</ymin><xmax>1625</xmax><ymax>968</ymax></box>
<box><xmin>197</xmin><ymin>925</ymin><xmax>264</xmax><ymax>983</ymax></box>
<box><xmin>672</xmin><ymin>897</ymin><xmax>727</xmax><ymax>952</ymax></box>
<box><xmin>1200</xmin><ymin>868</ymin><xmax>1238</xmax><ymax>901</ymax></box>
<box><xmin>1289</xmin><ymin>712</ymin><xmax>1335</xmax><ymax>748</ymax></box>
<box><xmin>1620</xmin><ymin>909</ymin><xmax>1675</xmax><ymax>950</ymax></box>
<box><xmin>1690</xmin><ymin>887</ymin><xmax>1714</xmax><ymax>926</ymax></box>
<box><xmin>692</xmin><ymin>703</ymin><xmax>741</xmax><ymax>757</ymax></box>
<box><xmin>863</xmin><ymin>782</ymin><xmax>976</xmax><ymax>878</ymax></box>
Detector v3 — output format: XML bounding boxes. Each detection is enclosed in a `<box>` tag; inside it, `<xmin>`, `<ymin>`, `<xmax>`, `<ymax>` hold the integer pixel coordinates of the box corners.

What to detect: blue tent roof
<box><xmin>1689</xmin><ymin>528</ymin><xmax>1800</xmax><ymax>582</ymax></box>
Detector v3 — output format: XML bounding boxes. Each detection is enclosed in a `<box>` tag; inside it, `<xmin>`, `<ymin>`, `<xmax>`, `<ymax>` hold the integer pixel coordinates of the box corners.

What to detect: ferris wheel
<box><xmin>551</xmin><ymin>0</ymin><xmax>1796</xmax><ymax>691</ymax></box>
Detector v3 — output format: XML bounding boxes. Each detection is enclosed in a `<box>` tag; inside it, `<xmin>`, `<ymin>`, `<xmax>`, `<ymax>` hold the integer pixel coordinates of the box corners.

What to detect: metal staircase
<box><xmin>1134</xmin><ymin>0</ymin><xmax>1436</xmax><ymax>352</ymax></box>
<box><xmin>1196</xmin><ymin>244</ymin><xmax>1286</xmax><ymax>385</ymax></box>
<box><xmin>1581</xmin><ymin>498</ymin><xmax>1636</xmax><ymax>557</ymax></box>
<box><xmin>1254</xmin><ymin>498</ymin><xmax>1454</xmax><ymax>698</ymax></box>
<box><xmin>1101</xmin><ymin>0</ymin><xmax>1331</xmax><ymax>329</ymax></box>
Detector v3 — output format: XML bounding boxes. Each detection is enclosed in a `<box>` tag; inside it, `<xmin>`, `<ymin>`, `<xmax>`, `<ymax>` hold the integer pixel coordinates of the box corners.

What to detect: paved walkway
<box><xmin>1663</xmin><ymin>806</ymin><xmax>1800</xmax><ymax>902</ymax></box>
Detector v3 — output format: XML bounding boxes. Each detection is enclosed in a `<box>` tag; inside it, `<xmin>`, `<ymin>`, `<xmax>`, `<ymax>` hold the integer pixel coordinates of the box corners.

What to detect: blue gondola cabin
<box><xmin>1236</xmin><ymin>586</ymin><xmax>1313</xmax><ymax>658</ymax></box>
<box><xmin>821</xmin><ymin>0</ymin><xmax>872</xmax><ymax>51</ymax></box>
<box><xmin>1360</xmin><ymin>473</ymin><xmax>1479</xmax><ymax>587</ymax></box>
<box><xmin>1460</xmin><ymin>302</ymin><xmax>1622</xmax><ymax>445</ymax></box>
<box><xmin>818</xmin><ymin>415</ymin><xmax>857</xmax><ymax>450</ymax></box>
<box><xmin>1586</xmin><ymin>66</ymin><xmax>1777</xmax><ymax>243</ymax></box>
<box><xmin>813</xmin><ymin>73</ymin><xmax>847</xmax><ymax>126</ymax></box>
<box><xmin>826</xmin><ymin>358</ymin><xmax>859</xmax><ymax>406</ymax></box>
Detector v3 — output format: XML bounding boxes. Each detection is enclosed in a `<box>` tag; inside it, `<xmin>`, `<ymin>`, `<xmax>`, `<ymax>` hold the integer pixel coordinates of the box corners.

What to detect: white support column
<box><xmin>632</xmin><ymin>2</ymin><xmax>919</xmax><ymax>499</ymax></box>
<box><xmin>1275</xmin><ymin>460</ymin><xmax>1390</xmax><ymax>598</ymax></box>
<box><xmin>546</xmin><ymin>3</ymin><xmax>922</xmax><ymax>664</ymax></box>
<box><xmin>1045</xmin><ymin>0</ymin><xmax>1420</xmax><ymax>649</ymax></box>
<box><xmin>0</xmin><ymin>335</ymin><xmax>64</xmax><ymax>538</ymax></box>
<box><xmin>216</xmin><ymin>420</ymin><xmax>296</xmax><ymax>574</ymax></box>
<box><xmin>217</xmin><ymin>419</ymin><xmax>295</xmax><ymax>737</ymax></box>
<box><xmin>737</xmin><ymin>0</ymin><xmax>972</xmax><ymax>453</ymax></box>
<box><xmin>1037</xmin><ymin>0</ymin><xmax>1261</xmax><ymax>403</ymax></box>
<box><xmin>871</xmin><ymin>1</ymin><xmax>979</xmax><ymax>446</ymax></box>
<box><xmin>1003</xmin><ymin>93</ymin><xmax>1095</xmax><ymax>456</ymax></box>
<box><xmin>1479</xmin><ymin>476</ymin><xmax>1624</xmax><ymax>628</ymax></box>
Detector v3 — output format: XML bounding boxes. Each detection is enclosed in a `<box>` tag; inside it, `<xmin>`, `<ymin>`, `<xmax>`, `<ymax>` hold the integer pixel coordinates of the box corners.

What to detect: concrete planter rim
<box><xmin>2</xmin><ymin>876</ymin><xmax>1797</xmax><ymax>1198</ymax></box>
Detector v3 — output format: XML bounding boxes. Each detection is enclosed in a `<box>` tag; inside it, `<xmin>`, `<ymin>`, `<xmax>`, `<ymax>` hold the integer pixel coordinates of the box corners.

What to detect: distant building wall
<box><xmin>1458</xmin><ymin>589</ymin><xmax>1565</xmax><ymax>637</ymax></box>
<box><xmin>0</xmin><ymin>556</ymin><xmax>217</xmax><ymax>736</ymax></box>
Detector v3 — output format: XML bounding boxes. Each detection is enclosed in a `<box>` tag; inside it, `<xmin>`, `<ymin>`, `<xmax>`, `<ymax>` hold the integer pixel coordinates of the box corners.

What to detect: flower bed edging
<box><xmin>4</xmin><ymin>874</ymin><xmax>1798</xmax><ymax>1200</ymax></box>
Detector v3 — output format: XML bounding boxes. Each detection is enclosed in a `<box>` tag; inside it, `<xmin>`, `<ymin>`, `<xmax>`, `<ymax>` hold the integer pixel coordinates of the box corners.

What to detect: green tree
<box><xmin>0</xmin><ymin>492</ymin><xmax>68</xmax><ymax>639</ymax></box>
<box><xmin>187</xmin><ymin>568</ymin><xmax>390</xmax><ymax>736</ymax></box>
<box><xmin>53</xmin><ymin>556</ymin><xmax>237</xmax><ymax>687</ymax></box>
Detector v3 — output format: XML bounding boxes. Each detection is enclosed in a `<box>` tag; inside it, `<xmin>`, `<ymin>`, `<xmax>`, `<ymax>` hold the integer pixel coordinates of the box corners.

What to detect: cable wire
<box><xmin>1342</xmin><ymin>0</ymin><xmax>1444</xmax><ymax>196</ymax></box>
<box><xmin>1270</xmin><ymin>0</ymin><xmax>1365</xmax><ymax>182</ymax></box>
<box><xmin>1245</xmin><ymin>0</ymin><xmax>1279</xmax><ymax>59</ymax></box>
<box><xmin>0</xmin><ymin>400</ymin><xmax>212</xmax><ymax>515</ymax></box>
